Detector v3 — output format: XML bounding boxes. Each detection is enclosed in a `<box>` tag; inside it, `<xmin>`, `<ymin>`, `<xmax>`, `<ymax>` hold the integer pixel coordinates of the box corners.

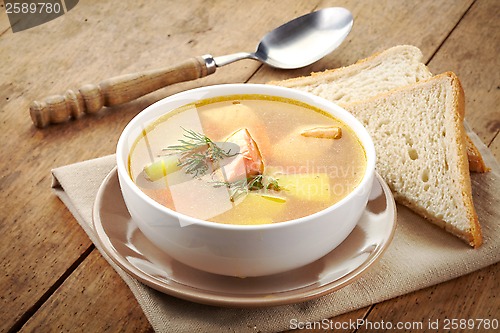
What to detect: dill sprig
<box><xmin>266</xmin><ymin>177</ymin><xmax>282</xmax><ymax>191</ymax></box>
<box><xmin>212</xmin><ymin>179</ymin><xmax>249</xmax><ymax>202</ymax></box>
<box><xmin>212</xmin><ymin>175</ymin><xmax>281</xmax><ymax>202</ymax></box>
<box><xmin>163</xmin><ymin>128</ymin><xmax>236</xmax><ymax>177</ymax></box>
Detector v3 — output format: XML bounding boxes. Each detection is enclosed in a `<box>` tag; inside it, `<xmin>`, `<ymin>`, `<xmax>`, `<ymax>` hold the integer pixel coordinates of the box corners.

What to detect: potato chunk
<box><xmin>214</xmin><ymin>192</ymin><xmax>286</xmax><ymax>225</ymax></box>
<box><xmin>277</xmin><ymin>173</ymin><xmax>331</xmax><ymax>202</ymax></box>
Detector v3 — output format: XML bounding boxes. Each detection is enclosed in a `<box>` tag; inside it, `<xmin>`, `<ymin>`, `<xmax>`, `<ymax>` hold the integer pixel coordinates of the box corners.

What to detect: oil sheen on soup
<box><xmin>128</xmin><ymin>95</ymin><xmax>367</xmax><ymax>225</ymax></box>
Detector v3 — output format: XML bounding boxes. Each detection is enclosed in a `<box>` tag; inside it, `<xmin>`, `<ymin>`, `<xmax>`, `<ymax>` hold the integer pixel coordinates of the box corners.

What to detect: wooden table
<box><xmin>1</xmin><ymin>0</ymin><xmax>498</xmax><ymax>332</ymax></box>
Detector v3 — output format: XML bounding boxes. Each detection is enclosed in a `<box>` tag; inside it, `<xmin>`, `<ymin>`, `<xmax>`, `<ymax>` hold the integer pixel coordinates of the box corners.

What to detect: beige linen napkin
<box><xmin>51</xmin><ymin>129</ymin><xmax>500</xmax><ymax>333</ymax></box>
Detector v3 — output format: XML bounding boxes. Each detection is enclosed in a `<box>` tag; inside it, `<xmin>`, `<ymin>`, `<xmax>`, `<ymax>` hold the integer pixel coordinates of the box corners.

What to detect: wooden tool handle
<box><xmin>30</xmin><ymin>56</ymin><xmax>215</xmax><ymax>128</ymax></box>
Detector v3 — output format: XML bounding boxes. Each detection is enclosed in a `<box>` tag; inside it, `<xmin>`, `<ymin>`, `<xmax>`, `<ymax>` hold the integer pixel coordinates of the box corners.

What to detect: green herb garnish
<box><xmin>212</xmin><ymin>175</ymin><xmax>282</xmax><ymax>202</ymax></box>
<box><xmin>163</xmin><ymin>128</ymin><xmax>236</xmax><ymax>177</ymax></box>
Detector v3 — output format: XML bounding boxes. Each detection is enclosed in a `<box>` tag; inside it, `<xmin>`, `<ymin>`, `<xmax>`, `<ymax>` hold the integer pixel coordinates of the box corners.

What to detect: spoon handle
<box><xmin>29</xmin><ymin>55</ymin><xmax>216</xmax><ymax>128</ymax></box>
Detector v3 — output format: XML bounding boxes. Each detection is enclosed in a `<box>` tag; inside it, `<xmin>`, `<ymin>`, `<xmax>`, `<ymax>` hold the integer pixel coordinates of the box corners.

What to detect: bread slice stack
<box><xmin>270</xmin><ymin>45</ymin><xmax>485</xmax><ymax>247</ymax></box>
<box><xmin>346</xmin><ymin>72</ymin><xmax>481</xmax><ymax>247</ymax></box>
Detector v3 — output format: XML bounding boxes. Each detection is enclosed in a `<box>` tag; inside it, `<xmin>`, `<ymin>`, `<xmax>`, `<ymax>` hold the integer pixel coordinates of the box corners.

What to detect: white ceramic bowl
<box><xmin>116</xmin><ymin>84</ymin><xmax>376</xmax><ymax>277</ymax></box>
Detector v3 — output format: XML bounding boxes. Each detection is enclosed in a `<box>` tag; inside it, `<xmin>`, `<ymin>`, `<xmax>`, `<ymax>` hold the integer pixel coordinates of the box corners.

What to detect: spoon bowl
<box><xmin>213</xmin><ymin>7</ymin><xmax>353</xmax><ymax>69</ymax></box>
<box><xmin>256</xmin><ymin>7</ymin><xmax>353</xmax><ymax>68</ymax></box>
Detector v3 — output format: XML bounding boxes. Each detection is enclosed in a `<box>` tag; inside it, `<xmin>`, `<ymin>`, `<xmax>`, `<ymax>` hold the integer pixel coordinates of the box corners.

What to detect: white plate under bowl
<box><xmin>93</xmin><ymin>168</ymin><xmax>396</xmax><ymax>307</ymax></box>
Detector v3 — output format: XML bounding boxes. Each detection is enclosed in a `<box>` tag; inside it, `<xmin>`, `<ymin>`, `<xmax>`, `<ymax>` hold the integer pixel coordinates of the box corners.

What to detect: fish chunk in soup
<box><xmin>128</xmin><ymin>95</ymin><xmax>367</xmax><ymax>225</ymax></box>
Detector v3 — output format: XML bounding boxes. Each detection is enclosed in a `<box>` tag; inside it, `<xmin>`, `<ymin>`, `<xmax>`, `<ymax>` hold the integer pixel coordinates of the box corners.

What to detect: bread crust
<box><xmin>268</xmin><ymin>45</ymin><xmax>426</xmax><ymax>87</ymax></box>
<box><xmin>466</xmin><ymin>135</ymin><xmax>490</xmax><ymax>172</ymax></box>
<box><xmin>447</xmin><ymin>73</ymin><xmax>482</xmax><ymax>247</ymax></box>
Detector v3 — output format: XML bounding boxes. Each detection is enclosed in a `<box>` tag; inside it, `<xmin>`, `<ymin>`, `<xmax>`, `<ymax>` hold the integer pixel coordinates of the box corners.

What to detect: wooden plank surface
<box><xmin>0</xmin><ymin>0</ymin><xmax>318</xmax><ymax>331</ymax></box>
<box><xmin>19</xmin><ymin>250</ymin><xmax>153</xmax><ymax>332</ymax></box>
<box><xmin>0</xmin><ymin>0</ymin><xmax>498</xmax><ymax>332</ymax></box>
<box><xmin>427</xmin><ymin>0</ymin><xmax>500</xmax><ymax>146</ymax></box>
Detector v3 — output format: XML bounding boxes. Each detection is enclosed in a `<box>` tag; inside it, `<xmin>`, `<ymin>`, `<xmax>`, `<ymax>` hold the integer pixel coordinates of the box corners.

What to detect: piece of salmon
<box><xmin>221</xmin><ymin>128</ymin><xmax>264</xmax><ymax>182</ymax></box>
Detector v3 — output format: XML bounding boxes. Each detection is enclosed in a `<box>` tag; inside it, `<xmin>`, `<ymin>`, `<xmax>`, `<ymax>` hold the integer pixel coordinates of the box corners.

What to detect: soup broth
<box><xmin>129</xmin><ymin>95</ymin><xmax>367</xmax><ymax>225</ymax></box>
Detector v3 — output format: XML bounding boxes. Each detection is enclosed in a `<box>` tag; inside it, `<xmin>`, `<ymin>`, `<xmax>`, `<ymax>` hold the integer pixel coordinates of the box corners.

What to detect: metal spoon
<box><xmin>214</xmin><ymin>7</ymin><xmax>353</xmax><ymax>69</ymax></box>
<box><xmin>30</xmin><ymin>7</ymin><xmax>353</xmax><ymax>128</ymax></box>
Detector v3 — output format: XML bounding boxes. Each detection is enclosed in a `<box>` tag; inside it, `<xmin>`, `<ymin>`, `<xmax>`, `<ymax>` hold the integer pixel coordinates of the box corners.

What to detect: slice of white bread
<box><xmin>269</xmin><ymin>45</ymin><xmax>488</xmax><ymax>172</ymax></box>
<box><xmin>269</xmin><ymin>45</ymin><xmax>432</xmax><ymax>104</ymax></box>
<box><xmin>344</xmin><ymin>72</ymin><xmax>482</xmax><ymax>247</ymax></box>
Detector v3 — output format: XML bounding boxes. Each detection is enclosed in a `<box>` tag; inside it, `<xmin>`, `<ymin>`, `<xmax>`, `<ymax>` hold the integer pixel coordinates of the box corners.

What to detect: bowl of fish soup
<box><xmin>116</xmin><ymin>84</ymin><xmax>376</xmax><ymax>277</ymax></box>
